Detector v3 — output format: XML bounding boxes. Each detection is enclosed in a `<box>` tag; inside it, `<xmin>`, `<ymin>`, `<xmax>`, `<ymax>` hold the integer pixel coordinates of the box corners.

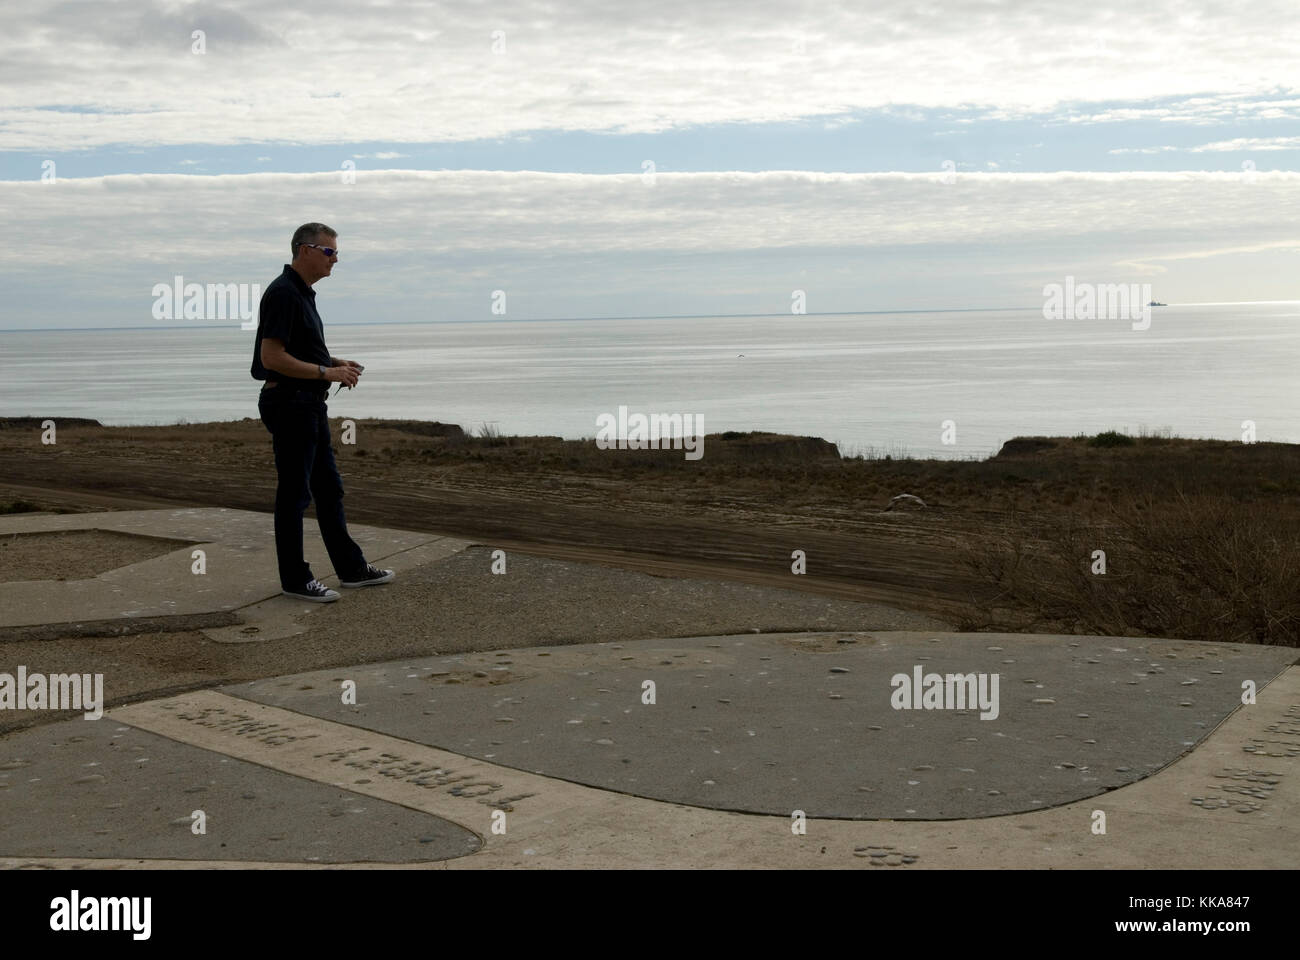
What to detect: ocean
<box><xmin>3</xmin><ymin>304</ymin><xmax>1297</xmax><ymax>459</ymax></box>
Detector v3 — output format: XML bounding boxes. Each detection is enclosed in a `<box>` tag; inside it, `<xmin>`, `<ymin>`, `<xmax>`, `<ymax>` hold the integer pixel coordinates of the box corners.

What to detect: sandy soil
<box><xmin>0</xmin><ymin>528</ymin><xmax>189</xmax><ymax>583</ymax></box>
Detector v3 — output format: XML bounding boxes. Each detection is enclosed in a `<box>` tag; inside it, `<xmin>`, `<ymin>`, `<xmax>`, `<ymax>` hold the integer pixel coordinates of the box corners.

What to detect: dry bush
<box><xmin>1109</xmin><ymin>492</ymin><xmax>1300</xmax><ymax>645</ymax></box>
<box><xmin>962</xmin><ymin>492</ymin><xmax>1300</xmax><ymax>646</ymax></box>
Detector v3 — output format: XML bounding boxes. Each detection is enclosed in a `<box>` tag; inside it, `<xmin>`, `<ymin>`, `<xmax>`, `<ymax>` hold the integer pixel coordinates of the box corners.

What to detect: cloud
<box><xmin>1120</xmin><ymin>238</ymin><xmax>1300</xmax><ymax>266</ymax></box>
<box><xmin>4</xmin><ymin>1</ymin><xmax>1299</xmax><ymax>150</ymax></box>
<box><xmin>1065</xmin><ymin>94</ymin><xmax>1300</xmax><ymax>127</ymax></box>
<box><xmin>3</xmin><ymin>168</ymin><xmax>1295</xmax><ymax>266</ymax></box>
<box><xmin>2</xmin><ymin>168</ymin><xmax>1296</xmax><ymax>328</ymax></box>
<box><xmin>1190</xmin><ymin>136</ymin><xmax>1300</xmax><ymax>152</ymax></box>
<box><xmin>34</xmin><ymin>0</ymin><xmax>282</xmax><ymax>50</ymax></box>
<box><xmin>1113</xmin><ymin>136</ymin><xmax>1300</xmax><ymax>154</ymax></box>
<box><xmin>1108</xmin><ymin>145</ymin><xmax>1180</xmax><ymax>155</ymax></box>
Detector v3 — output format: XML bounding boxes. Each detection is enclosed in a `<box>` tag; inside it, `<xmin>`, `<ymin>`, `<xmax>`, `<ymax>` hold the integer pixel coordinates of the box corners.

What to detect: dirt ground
<box><xmin>5</xmin><ymin>417</ymin><xmax>1296</xmax><ymax>648</ymax></box>
<box><xmin>0</xmin><ymin>528</ymin><xmax>189</xmax><ymax>583</ymax></box>
<box><xmin>0</xmin><ymin>419</ymin><xmax>993</xmax><ymax>624</ymax></box>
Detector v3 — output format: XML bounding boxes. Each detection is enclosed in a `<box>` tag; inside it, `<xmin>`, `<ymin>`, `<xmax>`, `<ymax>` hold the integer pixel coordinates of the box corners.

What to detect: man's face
<box><xmin>300</xmin><ymin>237</ymin><xmax>338</xmax><ymax>282</ymax></box>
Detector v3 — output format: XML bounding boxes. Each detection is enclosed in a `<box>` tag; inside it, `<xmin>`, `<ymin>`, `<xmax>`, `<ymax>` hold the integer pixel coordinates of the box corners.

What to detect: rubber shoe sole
<box><xmin>340</xmin><ymin>568</ymin><xmax>395</xmax><ymax>588</ymax></box>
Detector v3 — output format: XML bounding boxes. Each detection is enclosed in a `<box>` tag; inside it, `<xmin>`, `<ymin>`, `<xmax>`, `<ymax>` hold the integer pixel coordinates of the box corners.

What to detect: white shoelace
<box><xmin>305</xmin><ymin>579</ymin><xmax>329</xmax><ymax>592</ymax></box>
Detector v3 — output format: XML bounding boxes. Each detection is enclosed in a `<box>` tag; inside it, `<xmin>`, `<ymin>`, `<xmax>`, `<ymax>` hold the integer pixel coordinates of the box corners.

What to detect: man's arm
<box><xmin>262</xmin><ymin>339</ymin><xmax>358</xmax><ymax>385</ymax></box>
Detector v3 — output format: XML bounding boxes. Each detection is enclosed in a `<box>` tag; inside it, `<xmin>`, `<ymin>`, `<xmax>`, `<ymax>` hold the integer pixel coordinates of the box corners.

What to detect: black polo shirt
<box><xmin>250</xmin><ymin>264</ymin><xmax>331</xmax><ymax>393</ymax></box>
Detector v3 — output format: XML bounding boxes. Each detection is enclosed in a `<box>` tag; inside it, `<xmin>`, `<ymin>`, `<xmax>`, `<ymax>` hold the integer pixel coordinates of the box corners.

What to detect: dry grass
<box><xmin>960</xmin><ymin>488</ymin><xmax>1300</xmax><ymax>645</ymax></box>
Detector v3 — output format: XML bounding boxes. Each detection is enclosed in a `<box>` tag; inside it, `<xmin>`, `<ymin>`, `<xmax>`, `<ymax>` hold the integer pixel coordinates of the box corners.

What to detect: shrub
<box><xmin>0</xmin><ymin>499</ymin><xmax>42</xmax><ymax>514</ymax></box>
<box><xmin>961</xmin><ymin>492</ymin><xmax>1300</xmax><ymax>646</ymax></box>
<box><xmin>1089</xmin><ymin>430</ymin><xmax>1136</xmax><ymax>448</ymax></box>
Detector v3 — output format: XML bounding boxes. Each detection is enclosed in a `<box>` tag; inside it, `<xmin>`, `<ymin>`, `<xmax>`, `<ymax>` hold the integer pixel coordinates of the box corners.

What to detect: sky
<box><xmin>2</xmin><ymin>0</ymin><xmax>1299</xmax><ymax>329</ymax></box>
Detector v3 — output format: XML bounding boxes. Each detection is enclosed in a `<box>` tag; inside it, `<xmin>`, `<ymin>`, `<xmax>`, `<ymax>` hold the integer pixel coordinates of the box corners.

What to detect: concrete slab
<box><xmin>219</xmin><ymin>631</ymin><xmax>1296</xmax><ymax>819</ymax></box>
<box><xmin>0</xmin><ymin>509</ymin><xmax>1295</xmax><ymax>869</ymax></box>
<box><xmin>0</xmin><ymin>718</ymin><xmax>480</xmax><ymax>863</ymax></box>
<box><xmin>201</xmin><ymin>537</ymin><xmax>471</xmax><ymax>644</ymax></box>
<box><xmin>0</xmin><ymin>508</ymin><xmax>470</xmax><ymax>632</ymax></box>
<box><xmin>14</xmin><ymin>661</ymin><xmax>1286</xmax><ymax>870</ymax></box>
<box><xmin>0</xmin><ymin>658</ymin><xmax>1294</xmax><ymax>868</ymax></box>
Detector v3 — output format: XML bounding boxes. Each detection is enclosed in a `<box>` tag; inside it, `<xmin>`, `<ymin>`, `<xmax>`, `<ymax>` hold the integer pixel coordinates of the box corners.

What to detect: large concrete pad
<box><xmin>1</xmin><ymin>662</ymin><xmax>1296</xmax><ymax>869</ymax></box>
<box><xmin>219</xmin><ymin>632</ymin><xmax>1296</xmax><ymax>819</ymax></box>
<box><xmin>0</xmin><ymin>508</ymin><xmax>469</xmax><ymax>634</ymax></box>
<box><xmin>0</xmin><ymin>717</ymin><xmax>480</xmax><ymax>863</ymax></box>
<box><xmin>0</xmin><ymin>505</ymin><xmax>1294</xmax><ymax>868</ymax></box>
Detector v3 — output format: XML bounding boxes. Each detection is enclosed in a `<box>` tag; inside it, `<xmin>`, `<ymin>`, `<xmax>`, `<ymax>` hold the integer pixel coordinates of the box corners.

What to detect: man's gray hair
<box><xmin>291</xmin><ymin>222</ymin><xmax>337</xmax><ymax>259</ymax></box>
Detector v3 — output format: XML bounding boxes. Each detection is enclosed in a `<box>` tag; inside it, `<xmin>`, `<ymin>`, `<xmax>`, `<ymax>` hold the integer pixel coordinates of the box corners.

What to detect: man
<box><xmin>251</xmin><ymin>222</ymin><xmax>394</xmax><ymax>602</ymax></box>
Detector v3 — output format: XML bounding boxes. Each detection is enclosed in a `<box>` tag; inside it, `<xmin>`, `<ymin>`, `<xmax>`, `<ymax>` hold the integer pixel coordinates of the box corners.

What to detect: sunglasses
<box><xmin>301</xmin><ymin>243</ymin><xmax>339</xmax><ymax>257</ymax></box>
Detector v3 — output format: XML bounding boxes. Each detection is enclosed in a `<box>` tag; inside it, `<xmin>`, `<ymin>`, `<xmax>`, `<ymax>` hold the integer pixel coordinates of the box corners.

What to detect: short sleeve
<box><xmin>258</xmin><ymin>285</ymin><xmax>298</xmax><ymax>342</ymax></box>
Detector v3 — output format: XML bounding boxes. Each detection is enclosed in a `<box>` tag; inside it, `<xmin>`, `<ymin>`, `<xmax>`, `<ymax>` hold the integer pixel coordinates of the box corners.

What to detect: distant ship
<box><xmin>1147</xmin><ymin>301</ymin><xmax>1167</xmax><ymax>306</ymax></box>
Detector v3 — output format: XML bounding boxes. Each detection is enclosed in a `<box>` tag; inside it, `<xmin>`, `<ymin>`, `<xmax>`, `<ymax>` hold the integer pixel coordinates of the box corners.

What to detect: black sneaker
<box><xmin>340</xmin><ymin>563</ymin><xmax>395</xmax><ymax>588</ymax></box>
<box><xmin>282</xmin><ymin>579</ymin><xmax>341</xmax><ymax>603</ymax></box>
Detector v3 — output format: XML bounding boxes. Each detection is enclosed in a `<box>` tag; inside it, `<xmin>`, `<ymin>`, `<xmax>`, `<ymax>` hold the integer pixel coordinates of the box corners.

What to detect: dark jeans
<box><xmin>258</xmin><ymin>386</ymin><xmax>366</xmax><ymax>591</ymax></box>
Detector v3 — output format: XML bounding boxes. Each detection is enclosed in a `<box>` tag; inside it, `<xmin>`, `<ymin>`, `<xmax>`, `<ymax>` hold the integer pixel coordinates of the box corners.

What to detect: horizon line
<box><xmin>0</xmin><ymin>302</ymin><xmax>1237</xmax><ymax>333</ymax></box>
<box><xmin>7</xmin><ymin>300</ymin><xmax>1299</xmax><ymax>333</ymax></box>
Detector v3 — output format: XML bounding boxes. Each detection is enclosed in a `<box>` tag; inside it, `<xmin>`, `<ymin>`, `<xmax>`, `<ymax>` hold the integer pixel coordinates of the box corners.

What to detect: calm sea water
<box><xmin>3</xmin><ymin>305</ymin><xmax>1297</xmax><ymax>458</ymax></box>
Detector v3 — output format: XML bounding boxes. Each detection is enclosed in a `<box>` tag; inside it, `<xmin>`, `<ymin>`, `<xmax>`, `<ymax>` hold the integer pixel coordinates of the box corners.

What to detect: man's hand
<box><xmin>327</xmin><ymin>365</ymin><xmax>360</xmax><ymax>387</ymax></box>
